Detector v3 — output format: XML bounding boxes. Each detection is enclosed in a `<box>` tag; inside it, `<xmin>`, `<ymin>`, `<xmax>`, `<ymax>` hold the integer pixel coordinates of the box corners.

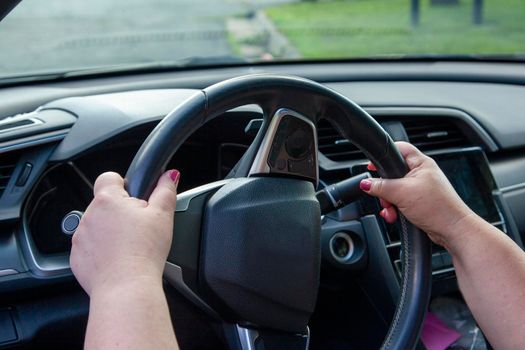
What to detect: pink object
<box><xmin>421</xmin><ymin>312</ymin><xmax>461</xmax><ymax>350</ymax></box>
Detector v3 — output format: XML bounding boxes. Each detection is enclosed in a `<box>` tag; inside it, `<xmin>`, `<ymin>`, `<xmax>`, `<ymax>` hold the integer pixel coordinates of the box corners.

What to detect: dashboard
<box><xmin>0</xmin><ymin>61</ymin><xmax>525</xmax><ymax>349</ymax></box>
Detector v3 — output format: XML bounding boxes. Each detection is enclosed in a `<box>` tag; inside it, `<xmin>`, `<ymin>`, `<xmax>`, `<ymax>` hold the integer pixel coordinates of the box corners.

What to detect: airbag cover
<box><xmin>200</xmin><ymin>177</ymin><xmax>321</xmax><ymax>332</ymax></box>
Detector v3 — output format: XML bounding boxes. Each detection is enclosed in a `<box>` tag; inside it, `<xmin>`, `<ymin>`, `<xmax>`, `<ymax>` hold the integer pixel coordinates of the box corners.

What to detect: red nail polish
<box><xmin>360</xmin><ymin>179</ymin><xmax>372</xmax><ymax>191</ymax></box>
<box><xmin>169</xmin><ymin>169</ymin><xmax>180</xmax><ymax>183</ymax></box>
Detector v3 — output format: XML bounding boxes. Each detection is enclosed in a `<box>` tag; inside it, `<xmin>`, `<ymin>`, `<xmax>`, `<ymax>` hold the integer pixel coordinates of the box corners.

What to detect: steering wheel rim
<box><xmin>125</xmin><ymin>74</ymin><xmax>432</xmax><ymax>350</ymax></box>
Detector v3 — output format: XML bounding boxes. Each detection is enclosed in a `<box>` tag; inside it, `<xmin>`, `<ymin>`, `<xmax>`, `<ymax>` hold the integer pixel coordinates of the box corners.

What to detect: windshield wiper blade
<box><xmin>61</xmin><ymin>55</ymin><xmax>248</xmax><ymax>78</ymax></box>
<box><xmin>364</xmin><ymin>53</ymin><xmax>525</xmax><ymax>62</ymax></box>
<box><xmin>0</xmin><ymin>55</ymin><xmax>248</xmax><ymax>86</ymax></box>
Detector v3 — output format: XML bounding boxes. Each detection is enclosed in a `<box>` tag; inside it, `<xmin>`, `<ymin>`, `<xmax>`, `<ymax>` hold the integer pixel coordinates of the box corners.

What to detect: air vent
<box><xmin>317</xmin><ymin>119</ymin><xmax>364</xmax><ymax>161</ymax></box>
<box><xmin>403</xmin><ymin>119</ymin><xmax>470</xmax><ymax>151</ymax></box>
<box><xmin>0</xmin><ymin>114</ymin><xmax>42</xmax><ymax>134</ymax></box>
<box><xmin>0</xmin><ymin>152</ymin><xmax>19</xmax><ymax>198</ymax></box>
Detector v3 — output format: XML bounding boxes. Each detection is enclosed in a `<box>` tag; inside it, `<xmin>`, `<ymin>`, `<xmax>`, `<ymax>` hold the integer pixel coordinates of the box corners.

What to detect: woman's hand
<box><xmin>360</xmin><ymin>141</ymin><xmax>474</xmax><ymax>249</ymax></box>
<box><xmin>361</xmin><ymin>144</ymin><xmax>525</xmax><ymax>350</ymax></box>
<box><xmin>70</xmin><ymin>169</ymin><xmax>180</xmax><ymax>296</ymax></box>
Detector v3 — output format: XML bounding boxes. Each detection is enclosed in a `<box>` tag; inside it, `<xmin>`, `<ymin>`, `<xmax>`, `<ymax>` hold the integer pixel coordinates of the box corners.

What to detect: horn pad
<box><xmin>199</xmin><ymin>177</ymin><xmax>321</xmax><ymax>332</ymax></box>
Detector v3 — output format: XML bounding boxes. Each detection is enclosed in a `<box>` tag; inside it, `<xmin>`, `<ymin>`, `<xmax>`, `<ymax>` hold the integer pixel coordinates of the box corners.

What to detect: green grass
<box><xmin>265</xmin><ymin>0</ymin><xmax>525</xmax><ymax>58</ymax></box>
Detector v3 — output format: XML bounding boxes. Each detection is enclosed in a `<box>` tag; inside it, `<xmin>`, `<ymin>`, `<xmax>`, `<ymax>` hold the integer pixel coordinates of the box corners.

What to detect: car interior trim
<box><xmin>248</xmin><ymin>107</ymin><xmax>319</xmax><ymax>186</ymax></box>
<box><xmin>0</xmin><ymin>129</ymin><xmax>67</xmax><ymax>154</ymax></box>
<box><xmin>364</xmin><ymin>107</ymin><xmax>499</xmax><ymax>152</ymax></box>
<box><xmin>175</xmin><ymin>179</ymin><xmax>231</xmax><ymax>212</ymax></box>
<box><xmin>163</xmin><ymin>262</ymin><xmax>219</xmax><ymax>318</ymax></box>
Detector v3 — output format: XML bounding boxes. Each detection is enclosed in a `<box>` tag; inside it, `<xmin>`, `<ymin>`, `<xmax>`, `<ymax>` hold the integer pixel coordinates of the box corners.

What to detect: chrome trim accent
<box><xmin>61</xmin><ymin>211</ymin><xmax>83</xmax><ymax>236</ymax></box>
<box><xmin>324</xmin><ymin>184</ymin><xmax>342</xmax><ymax>208</ymax></box>
<box><xmin>236</xmin><ymin>325</ymin><xmax>260</xmax><ymax>350</ymax></box>
<box><xmin>305</xmin><ymin>326</ymin><xmax>311</xmax><ymax>349</ymax></box>
<box><xmin>386</xmin><ymin>242</ymin><xmax>401</xmax><ymax>249</ymax></box>
<box><xmin>19</xmin><ymin>218</ymin><xmax>71</xmax><ymax>277</ymax></box>
<box><xmin>329</xmin><ymin>232</ymin><xmax>355</xmax><ymax>263</ymax></box>
<box><xmin>175</xmin><ymin>179</ymin><xmax>231</xmax><ymax>212</ymax></box>
<box><xmin>248</xmin><ymin>108</ymin><xmax>319</xmax><ymax>187</ymax></box>
<box><xmin>0</xmin><ymin>269</ymin><xmax>18</xmax><ymax>277</ymax></box>
<box><xmin>164</xmin><ymin>262</ymin><xmax>219</xmax><ymax>318</ymax></box>
<box><xmin>0</xmin><ymin>114</ymin><xmax>43</xmax><ymax>134</ymax></box>
<box><xmin>432</xmin><ymin>267</ymin><xmax>455</xmax><ymax>276</ymax></box>
<box><xmin>0</xmin><ymin>129</ymin><xmax>68</xmax><ymax>154</ymax></box>
<box><xmin>235</xmin><ymin>325</ymin><xmax>310</xmax><ymax>350</ymax></box>
<box><xmin>500</xmin><ymin>182</ymin><xmax>525</xmax><ymax>193</ymax></box>
<box><xmin>19</xmin><ymin>163</ymin><xmax>83</xmax><ymax>277</ymax></box>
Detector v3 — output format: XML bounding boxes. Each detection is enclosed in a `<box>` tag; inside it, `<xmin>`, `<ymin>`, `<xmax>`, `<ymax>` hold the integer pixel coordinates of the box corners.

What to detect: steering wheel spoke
<box><xmin>247</xmin><ymin>107</ymin><xmax>318</xmax><ymax>187</ymax></box>
<box><xmin>223</xmin><ymin>323</ymin><xmax>310</xmax><ymax>350</ymax></box>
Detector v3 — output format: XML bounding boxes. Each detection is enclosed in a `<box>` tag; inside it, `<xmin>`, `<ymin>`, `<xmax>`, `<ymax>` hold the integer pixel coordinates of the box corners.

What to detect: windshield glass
<box><xmin>0</xmin><ymin>0</ymin><xmax>524</xmax><ymax>78</ymax></box>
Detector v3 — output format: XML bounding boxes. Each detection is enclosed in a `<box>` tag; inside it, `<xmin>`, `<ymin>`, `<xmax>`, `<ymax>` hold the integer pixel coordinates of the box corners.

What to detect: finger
<box><xmin>380</xmin><ymin>207</ymin><xmax>398</xmax><ymax>223</ymax></box>
<box><xmin>367</xmin><ymin>162</ymin><xmax>377</xmax><ymax>171</ymax></box>
<box><xmin>394</xmin><ymin>141</ymin><xmax>427</xmax><ymax>170</ymax></box>
<box><xmin>394</xmin><ymin>141</ymin><xmax>423</xmax><ymax>158</ymax></box>
<box><xmin>93</xmin><ymin>172</ymin><xmax>129</xmax><ymax>198</ymax></box>
<box><xmin>360</xmin><ymin>177</ymin><xmax>403</xmax><ymax>205</ymax></box>
<box><xmin>380</xmin><ymin>198</ymin><xmax>393</xmax><ymax>209</ymax></box>
<box><xmin>148</xmin><ymin>169</ymin><xmax>180</xmax><ymax>212</ymax></box>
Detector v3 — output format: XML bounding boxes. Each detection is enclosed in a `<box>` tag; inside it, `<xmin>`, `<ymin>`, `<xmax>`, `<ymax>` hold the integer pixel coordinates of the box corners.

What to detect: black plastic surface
<box><xmin>201</xmin><ymin>177</ymin><xmax>320</xmax><ymax>332</ymax></box>
<box><xmin>0</xmin><ymin>309</ymin><xmax>17</xmax><ymax>344</ymax></box>
<box><xmin>317</xmin><ymin>172</ymin><xmax>371</xmax><ymax>214</ymax></box>
<box><xmin>358</xmin><ymin>216</ymin><xmax>400</xmax><ymax>322</ymax></box>
<box><xmin>0</xmin><ymin>144</ymin><xmax>57</xmax><ymax>221</ymax></box>
<box><xmin>0</xmin><ymin>230</ymin><xmax>26</xmax><ymax>274</ymax></box>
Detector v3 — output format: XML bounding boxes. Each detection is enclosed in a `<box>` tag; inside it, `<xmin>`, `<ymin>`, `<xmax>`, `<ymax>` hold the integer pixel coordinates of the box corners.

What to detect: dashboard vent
<box><xmin>317</xmin><ymin>119</ymin><xmax>364</xmax><ymax>161</ymax></box>
<box><xmin>0</xmin><ymin>152</ymin><xmax>19</xmax><ymax>198</ymax></box>
<box><xmin>402</xmin><ymin>119</ymin><xmax>470</xmax><ymax>151</ymax></box>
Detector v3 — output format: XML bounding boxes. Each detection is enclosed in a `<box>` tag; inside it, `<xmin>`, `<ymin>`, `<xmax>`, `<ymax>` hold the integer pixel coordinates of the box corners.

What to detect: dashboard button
<box><xmin>61</xmin><ymin>211</ymin><xmax>83</xmax><ymax>236</ymax></box>
<box><xmin>15</xmin><ymin>162</ymin><xmax>32</xmax><ymax>187</ymax></box>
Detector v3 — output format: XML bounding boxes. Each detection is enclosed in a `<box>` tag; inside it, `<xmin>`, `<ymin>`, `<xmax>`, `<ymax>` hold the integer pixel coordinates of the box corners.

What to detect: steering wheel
<box><xmin>124</xmin><ymin>74</ymin><xmax>432</xmax><ymax>350</ymax></box>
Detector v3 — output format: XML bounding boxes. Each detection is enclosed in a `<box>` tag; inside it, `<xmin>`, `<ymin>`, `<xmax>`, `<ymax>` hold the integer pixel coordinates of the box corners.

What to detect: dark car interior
<box><xmin>1</xmin><ymin>1</ymin><xmax>525</xmax><ymax>349</ymax></box>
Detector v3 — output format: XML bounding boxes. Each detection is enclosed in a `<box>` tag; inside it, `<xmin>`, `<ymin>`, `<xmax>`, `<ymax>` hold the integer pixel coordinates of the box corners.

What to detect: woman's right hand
<box><xmin>360</xmin><ymin>141</ymin><xmax>475</xmax><ymax>250</ymax></box>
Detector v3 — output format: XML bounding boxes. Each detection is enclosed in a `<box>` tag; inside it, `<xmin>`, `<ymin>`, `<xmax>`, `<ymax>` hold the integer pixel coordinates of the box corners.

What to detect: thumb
<box><xmin>148</xmin><ymin>169</ymin><xmax>180</xmax><ymax>212</ymax></box>
<box><xmin>360</xmin><ymin>177</ymin><xmax>402</xmax><ymax>205</ymax></box>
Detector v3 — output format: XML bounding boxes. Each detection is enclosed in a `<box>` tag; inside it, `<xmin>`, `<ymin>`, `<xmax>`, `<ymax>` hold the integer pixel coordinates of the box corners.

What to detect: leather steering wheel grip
<box><xmin>124</xmin><ymin>74</ymin><xmax>432</xmax><ymax>350</ymax></box>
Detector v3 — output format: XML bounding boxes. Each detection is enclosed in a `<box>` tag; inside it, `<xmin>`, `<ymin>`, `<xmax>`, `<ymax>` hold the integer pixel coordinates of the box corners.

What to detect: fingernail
<box><xmin>169</xmin><ymin>169</ymin><xmax>180</xmax><ymax>183</ymax></box>
<box><xmin>360</xmin><ymin>179</ymin><xmax>372</xmax><ymax>191</ymax></box>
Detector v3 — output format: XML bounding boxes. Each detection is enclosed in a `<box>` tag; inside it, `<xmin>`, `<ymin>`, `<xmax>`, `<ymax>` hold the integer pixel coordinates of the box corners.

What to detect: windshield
<box><xmin>0</xmin><ymin>0</ymin><xmax>524</xmax><ymax>78</ymax></box>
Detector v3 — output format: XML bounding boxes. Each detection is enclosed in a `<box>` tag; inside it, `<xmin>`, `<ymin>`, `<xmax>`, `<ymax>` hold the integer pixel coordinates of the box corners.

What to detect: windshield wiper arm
<box><xmin>61</xmin><ymin>55</ymin><xmax>248</xmax><ymax>78</ymax></box>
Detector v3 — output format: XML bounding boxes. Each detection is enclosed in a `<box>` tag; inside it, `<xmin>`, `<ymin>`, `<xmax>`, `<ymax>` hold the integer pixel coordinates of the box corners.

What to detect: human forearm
<box><xmin>361</xmin><ymin>143</ymin><xmax>525</xmax><ymax>348</ymax></box>
<box><xmin>85</xmin><ymin>277</ymin><xmax>179</xmax><ymax>350</ymax></box>
<box><xmin>448</xmin><ymin>214</ymin><xmax>525</xmax><ymax>350</ymax></box>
